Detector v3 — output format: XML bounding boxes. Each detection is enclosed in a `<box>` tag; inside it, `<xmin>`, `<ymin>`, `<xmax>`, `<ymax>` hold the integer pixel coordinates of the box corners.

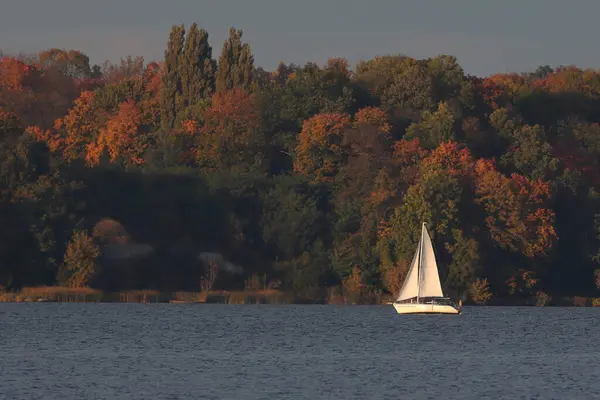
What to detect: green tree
<box><xmin>404</xmin><ymin>102</ymin><xmax>458</xmax><ymax>149</ymax></box>
<box><xmin>161</xmin><ymin>24</ymin><xmax>185</xmax><ymax>130</ymax></box>
<box><xmin>445</xmin><ymin>229</ymin><xmax>481</xmax><ymax>296</ymax></box>
<box><xmin>179</xmin><ymin>23</ymin><xmax>216</xmax><ymax>121</ymax></box>
<box><xmin>215</xmin><ymin>27</ymin><xmax>254</xmax><ymax>93</ymax></box>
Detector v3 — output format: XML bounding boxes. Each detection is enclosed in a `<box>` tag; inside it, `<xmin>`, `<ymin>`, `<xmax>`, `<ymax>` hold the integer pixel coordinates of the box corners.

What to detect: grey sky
<box><xmin>1</xmin><ymin>0</ymin><xmax>599</xmax><ymax>77</ymax></box>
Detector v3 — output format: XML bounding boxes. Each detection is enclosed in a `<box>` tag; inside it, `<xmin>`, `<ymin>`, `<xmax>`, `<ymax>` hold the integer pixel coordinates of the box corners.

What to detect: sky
<box><xmin>1</xmin><ymin>0</ymin><xmax>599</xmax><ymax>77</ymax></box>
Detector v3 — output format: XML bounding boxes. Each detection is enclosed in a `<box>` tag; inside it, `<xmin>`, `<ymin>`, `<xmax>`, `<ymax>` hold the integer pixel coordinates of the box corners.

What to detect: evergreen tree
<box><xmin>216</xmin><ymin>27</ymin><xmax>254</xmax><ymax>93</ymax></box>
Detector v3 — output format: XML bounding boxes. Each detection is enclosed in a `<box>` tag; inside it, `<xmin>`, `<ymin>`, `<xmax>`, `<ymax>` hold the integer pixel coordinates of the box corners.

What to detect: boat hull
<box><xmin>393</xmin><ymin>302</ymin><xmax>460</xmax><ymax>315</ymax></box>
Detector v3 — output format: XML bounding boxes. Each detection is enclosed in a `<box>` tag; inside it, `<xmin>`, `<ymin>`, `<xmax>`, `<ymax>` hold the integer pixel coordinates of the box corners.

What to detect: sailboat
<box><xmin>393</xmin><ymin>223</ymin><xmax>461</xmax><ymax>315</ymax></box>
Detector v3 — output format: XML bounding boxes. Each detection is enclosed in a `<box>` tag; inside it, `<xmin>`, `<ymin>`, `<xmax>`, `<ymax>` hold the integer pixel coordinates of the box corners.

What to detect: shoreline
<box><xmin>1</xmin><ymin>287</ymin><xmax>599</xmax><ymax>307</ymax></box>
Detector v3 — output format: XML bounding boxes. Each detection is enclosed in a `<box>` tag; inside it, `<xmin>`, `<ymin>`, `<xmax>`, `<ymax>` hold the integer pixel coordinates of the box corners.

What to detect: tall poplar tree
<box><xmin>216</xmin><ymin>27</ymin><xmax>254</xmax><ymax>93</ymax></box>
<box><xmin>160</xmin><ymin>24</ymin><xmax>185</xmax><ymax>130</ymax></box>
<box><xmin>180</xmin><ymin>23</ymin><xmax>216</xmax><ymax>109</ymax></box>
<box><xmin>161</xmin><ymin>23</ymin><xmax>216</xmax><ymax>129</ymax></box>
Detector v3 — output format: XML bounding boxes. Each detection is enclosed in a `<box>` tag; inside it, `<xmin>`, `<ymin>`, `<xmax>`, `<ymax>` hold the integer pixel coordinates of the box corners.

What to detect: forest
<box><xmin>1</xmin><ymin>24</ymin><xmax>600</xmax><ymax>304</ymax></box>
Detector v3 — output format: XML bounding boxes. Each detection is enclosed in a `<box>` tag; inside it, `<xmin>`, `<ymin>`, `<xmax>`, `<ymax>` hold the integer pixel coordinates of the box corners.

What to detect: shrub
<box><xmin>470</xmin><ymin>278</ymin><xmax>492</xmax><ymax>305</ymax></box>
<box><xmin>536</xmin><ymin>291</ymin><xmax>552</xmax><ymax>306</ymax></box>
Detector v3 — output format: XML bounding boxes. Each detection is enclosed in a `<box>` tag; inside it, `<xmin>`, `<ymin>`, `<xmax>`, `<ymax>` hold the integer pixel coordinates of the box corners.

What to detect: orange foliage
<box><xmin>202</xmin><ymin>88</ymin><xmax>258</xmax><ymax>133</ymax></box>
<box><xmin>52</xmin><ymin>91</ymin><xmax>97</xmax><ymax>161</ymax></box>
<box><xmin>294</xmin><ymin>113</ymin><xmax>352</xmax><ymax>181</ymax></box>
<box><xmin>87</xmin><ymin>99</ymin><xmax>148</xmax><ymax>166</ymax></box>
<box><xmin>0</xmin><ymin>57</ymin><xmax>82</xmax><ymax>128</ymax></box>
<box><xmin>25</xmin><ymin>125</ymin><xmax>54</xmax><ymax>147</ymax></box>
<box><xmin>474</xmin><ymin>159</ymin><xmax>557</xmax><ymax>257</ymax></box>
<box><xmin>182</xmin><ymin>119</ymin><xmax>198</xmax><ymax>134</ymax></box>
<box><xmin>480</xmin><ymin>73</ymin><xmax>527</xmax><ymax>109</ymax></box>
<box><xmin>0</xmin><ymin>57</ymin><xmax>35</xmax><ymax>91</ymax></box>
<box><xmin>382</xmin><ymin>260</ymin><xmax>408</xmax><ymax>296</ymax></box>
<box><xmin>420</xmin><ymin>141</ymin><xmax>474</xmax><ymax>176</ymax></box>
<box><xmin>391</xmin><ymin>138</ymin><xmax>429</xmax><ymax>185</ymax></box>
<box><xmin>532</xmin><ymin>66</ymin><xmax>597</xmax><ymax>95</ymax></box>
<box><xmin>354</xmin><ymin>107</ymin><xmax>391</xmax><ymax>133</ymax></box>
<box><xmin>506</xmin><ymin>269</ymin><xmax>538</xmax><ymax>295</ymax></box>
<box><xmin>392</xmin><ymin>138</ymin><xmax>428</xmax><ymax>166</ymax></box>
<box><xmin>139</xmin><ymin>62</ymin><xmax>163</xmax><ymax>120</ymax></box>
<box><xmin>376</xmin><ymin>219</ymin><xmax>392</xmax><ymax>239</ymax></box>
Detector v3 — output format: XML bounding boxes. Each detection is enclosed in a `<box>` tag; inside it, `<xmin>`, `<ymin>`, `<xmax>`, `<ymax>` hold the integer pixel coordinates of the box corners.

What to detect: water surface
<box><xmin>0</xmin><ymin>304</ymin><xmax>598</xmax><ymax>399</ymax></box>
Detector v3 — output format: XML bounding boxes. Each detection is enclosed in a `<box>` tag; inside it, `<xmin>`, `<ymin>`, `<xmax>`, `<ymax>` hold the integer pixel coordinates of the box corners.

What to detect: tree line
<box><xmin>1</xmin><ymin>23</ymin><xmax>600</xmax><ymax>303</ymax></box>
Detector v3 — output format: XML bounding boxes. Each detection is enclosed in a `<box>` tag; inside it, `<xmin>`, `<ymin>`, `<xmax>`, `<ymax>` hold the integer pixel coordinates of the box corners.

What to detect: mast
<box><xmin>416</xmin><ymin>222</ymin><xmax>425</xmax><ymax>302</ymax></box>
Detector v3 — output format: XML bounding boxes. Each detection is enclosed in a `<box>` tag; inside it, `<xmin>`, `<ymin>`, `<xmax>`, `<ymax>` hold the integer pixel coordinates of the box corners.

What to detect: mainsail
<box><xmin>395</xmin><ymin>223</ymin><xmax>444</xmax><ymax>302</ymax></box>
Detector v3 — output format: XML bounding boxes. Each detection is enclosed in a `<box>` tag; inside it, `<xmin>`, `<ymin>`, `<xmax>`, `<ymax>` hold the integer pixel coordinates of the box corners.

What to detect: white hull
<box><xmin>393</xmin><ymin>302</ymin><xmax>460</xmax><ymax>315</ymax></box>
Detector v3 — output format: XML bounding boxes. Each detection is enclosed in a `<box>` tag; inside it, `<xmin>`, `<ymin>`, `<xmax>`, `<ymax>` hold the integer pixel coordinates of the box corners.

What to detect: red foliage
<box><xmin>479</xmin><ymin>73</ymin><xmax>526</xmax><ymax>109</ymax></box>
<box><xmin>392</xmin><ymin>138</ymin><xmax>428</xmax><ymax>167</ymax></box>
<box><xmin>474</xmin><ymin>159</ymin><xmax>557</xmax><ymax>257</ymax></box>
<box><xmin>0</xmin><ymin>56</ymin><xmax>81</xmax><ymax>129</ymax></box>
<box><xmin>195</xmin><ymin>88</ymin><xmax>259</xmax><ymax>170</ymax></box>
<box><xmin>552</xmin><ymin>138</ymin><xmax>600</xmax><ymax>185</ymax></box>
<box><xmin>200</xmin><ymin>88</ymin><xmax>258</xmax><ymax>136</ymax></box>
<box><xmin>144</xmin><ymin>61</ymin><xmax>164</xmax><ymax>97</ymax></box>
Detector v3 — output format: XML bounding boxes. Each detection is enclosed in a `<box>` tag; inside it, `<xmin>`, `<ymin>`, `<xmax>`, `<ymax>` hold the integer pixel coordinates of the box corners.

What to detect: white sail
<box><xmin>392</xmin><ymin>223</ymin><xmax>461</xmax><ymax>315</ymax></box>
<box><xmin>395</xmin><ymin>243</ymin><xmax>420</xmax><ymax>301</ymax></box>
<box><xmin>418</xmin><ymin>224</ymin><xmax>444</xmax><ymax>298</ymax></box>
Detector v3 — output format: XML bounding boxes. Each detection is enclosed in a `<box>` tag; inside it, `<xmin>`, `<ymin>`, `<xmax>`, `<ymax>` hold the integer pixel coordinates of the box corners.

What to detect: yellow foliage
<box><xmin>470</xmin><ymin>278</ymin><xmax>492</xmax><ymax>305</ymax></box>
<box><xmin>60</xmin><ymin>230</ymin><xmax>100</xmax><ymax>288</ymax></box>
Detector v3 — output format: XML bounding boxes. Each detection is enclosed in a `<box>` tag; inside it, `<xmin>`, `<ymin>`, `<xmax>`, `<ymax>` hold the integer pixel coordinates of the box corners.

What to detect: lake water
<box><xmin>0</xmin><ymin>304</ymin><xmax>598</xmax><ymax>399</ymax></box>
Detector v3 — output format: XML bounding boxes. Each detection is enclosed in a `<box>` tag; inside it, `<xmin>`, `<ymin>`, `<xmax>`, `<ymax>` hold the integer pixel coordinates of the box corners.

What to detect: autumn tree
<box><xmin>215</xmin><ymin>27</ymin><xmax>254</xmax><ymax>93</ymax></box>
<box><xmin>87</xmin><ymin>99</ymin><xmax>152</xmax><ymax>167</ymax></box>
<box><xmin>38</xmin><ymin>48</ymin><xmax>92</xmax><ymax>79</ymax></box>
<box><xmin>194</xmin><ymin>88</ymin><xmax>261</xmax><ymax>172</ymax></box>
<box><xmin>57</xmin><ymin>230</ymin><xmax>100</xmax><ymax>288</ymax></box>
<box><xmin>293</xmin><ymin>113</ymin><xmax>352</xmax><ymax>182</ymax></box>
<box><xmin>354</xmin><ymin>106</ymin><xmax>391</xmax><ymax>133</ymax></box>
<box><xmin>50</xmin><ymin>91</ymin><xmax>98</xmax><ymax>161</ymax></box>
<box><xmin>0</xmin><ymin>58</ymin><xmax>71</xmax><ymax>128</ymax></box>
<box><xmin>474</xmin><ymin>159</ymin><xmax>557</xmax><ymax>258</ymax></box>
<box><xmin>470</xmin><ymin>278</ymin><xmax>492</xmax><ymax>304</ymax></box>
